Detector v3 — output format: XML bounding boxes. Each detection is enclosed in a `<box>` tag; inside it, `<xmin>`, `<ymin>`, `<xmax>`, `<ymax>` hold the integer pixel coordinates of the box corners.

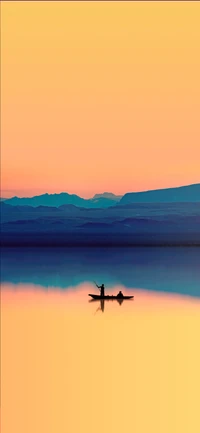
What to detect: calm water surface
<box><xmin>1</xmin><ymin>247</ymin><xmax>200</xmax><ymax>433</ymax></box>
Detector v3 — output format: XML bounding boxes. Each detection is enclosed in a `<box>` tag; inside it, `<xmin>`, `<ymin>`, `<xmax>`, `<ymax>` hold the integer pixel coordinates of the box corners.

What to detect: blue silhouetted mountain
<box><xmin>1</xmin><ymin>185</ymin><xmax>200</xmax><ymax>245</ymax></box>
<box><xmin>1</xmin><ymin>202</ymin><xmax>64</xmax><ymax>223</ymax></box>
<box><xmin>4</xmin><ymin>184</ymin><xmax>200</xmax><ymax>209</ymax></box>
<box><xmin>1</xmin><ymin>200</ymin><xmax>200</xmax><ymax>245</ymax></box>
<box><xmin>119</xmin><ymin>183</ymin><xmax>200</xmax><ymax>205</ymax></box>
<box><xmin>2</xmin><ymin>201</ymin><xmax>200</xmax><ymax>225</ymax></box>
<box><xmin>4</xmin><ymin>193</ymin><xmax>90</xmax><ymax>208</ymax></box>
<box><xmin>4</xmin><ymin>192</ymin><xmax>119</xmax><ymax>208</ymax></box>
<box><xmin>92</xmin><ymin>192</ymin><xmax>122</xmax><ymax>201</ymax></box>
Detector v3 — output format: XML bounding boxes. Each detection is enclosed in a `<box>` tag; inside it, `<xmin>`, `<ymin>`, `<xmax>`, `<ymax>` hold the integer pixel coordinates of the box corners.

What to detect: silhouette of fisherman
<box><xmin>95</xmin><ymin>282</ymin><xmax>105</xmax><ymax>297</ymax></box>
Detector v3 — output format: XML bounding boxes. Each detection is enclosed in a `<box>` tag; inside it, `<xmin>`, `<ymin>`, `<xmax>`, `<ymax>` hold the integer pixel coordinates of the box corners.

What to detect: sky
<box><xmin>1</xmin><ymin>1</ymin><xmax>200</xmax><ymax>198</ymax></box>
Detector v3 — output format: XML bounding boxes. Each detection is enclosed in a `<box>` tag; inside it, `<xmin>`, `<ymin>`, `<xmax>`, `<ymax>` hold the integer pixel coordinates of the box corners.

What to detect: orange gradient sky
<box><xmin>1</xmin><ymin>1</ymin><xmax>200</xmax><ymax>198</ymax></box>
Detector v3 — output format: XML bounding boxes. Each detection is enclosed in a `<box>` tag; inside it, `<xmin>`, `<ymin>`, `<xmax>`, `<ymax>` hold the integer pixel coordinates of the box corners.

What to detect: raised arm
<box><xmin>93</xmin><ymin>281</ymin><xmax>101</xmax><ymax>290</ymax></box>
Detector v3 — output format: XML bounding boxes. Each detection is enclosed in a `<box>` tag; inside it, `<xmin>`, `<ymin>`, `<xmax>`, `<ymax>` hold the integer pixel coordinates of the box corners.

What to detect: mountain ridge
<box><xmin>4</xmin><ymin>183</ymin><xmax>200</xmax><ymax>208</ymax></box>
<box><xmin>4</xmin><ymin>192</ymin><xmax>119</xmax><ymax>208</ymax></box>
<box><xmin>119</xmin><ymin>183</ymin><xmax>200</xmax><ymax>205</ymax></box>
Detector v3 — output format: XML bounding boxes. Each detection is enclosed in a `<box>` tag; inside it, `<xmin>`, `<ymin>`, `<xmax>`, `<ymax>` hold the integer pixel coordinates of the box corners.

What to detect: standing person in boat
<box><xmin>95</xmin><ymin>283</ymin><xmax>105</xmax><ymax>297</ymax></box>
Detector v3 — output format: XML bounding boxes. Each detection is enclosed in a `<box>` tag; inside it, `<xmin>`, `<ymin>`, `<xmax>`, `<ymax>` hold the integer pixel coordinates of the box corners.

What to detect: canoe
<box><xmin>88</xmin><ymin>294</ymin><xmax>134</xmax><ymax>300</ymax></box>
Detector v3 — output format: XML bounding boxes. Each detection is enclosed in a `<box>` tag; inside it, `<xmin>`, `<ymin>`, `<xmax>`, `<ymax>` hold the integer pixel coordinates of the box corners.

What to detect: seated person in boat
<box><xmin>96</xmin><ymin>283</ymin><xmax>105</xmax><ymax>297</ymax></box>
<box><xmin>117</xmin><ymin>290</ymin><xmax>123</xmax><ymax>298</ymax></box>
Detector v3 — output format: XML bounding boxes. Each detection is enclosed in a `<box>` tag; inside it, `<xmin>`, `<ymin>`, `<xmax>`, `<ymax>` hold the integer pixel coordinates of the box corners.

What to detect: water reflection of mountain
<box><xmin>1</xmin><ymin>248</ymin><xmax>200</xmax><ymax>296</ymax></box>
<box><xmin>1</xmin><ymin>247</ymin><xmax>200</xmax><ymax>297</ymax></box>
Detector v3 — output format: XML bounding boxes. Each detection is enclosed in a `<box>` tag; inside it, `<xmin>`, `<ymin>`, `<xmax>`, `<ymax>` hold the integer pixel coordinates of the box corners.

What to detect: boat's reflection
<box><xmin>89</xmin><ymin>297</ymin><xmax>132</xmax><ymax>313</ymax></box>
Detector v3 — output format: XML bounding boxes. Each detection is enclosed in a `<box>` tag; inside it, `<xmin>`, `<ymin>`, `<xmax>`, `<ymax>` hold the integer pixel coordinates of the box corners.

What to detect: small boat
<box><xmin>88</xmin><ymin>294</ymin><xmax>134</xmax><ymax>300</ymax></box>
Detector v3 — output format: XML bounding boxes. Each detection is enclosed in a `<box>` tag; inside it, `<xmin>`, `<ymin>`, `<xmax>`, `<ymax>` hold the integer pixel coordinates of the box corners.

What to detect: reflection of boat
<box><xmin>89</xmin><ymin>297</ymin><xmax>124</xmax><ymax>308</ymax></box>
<box><xmin>89</xmin><ymin>294</ymin><xmax>134</xmax><ymax>300</ymax></box>
<box><xmin>89</xmin><ymin>295</ymin><xmax>133</xmax><ymax>313</ymax></box>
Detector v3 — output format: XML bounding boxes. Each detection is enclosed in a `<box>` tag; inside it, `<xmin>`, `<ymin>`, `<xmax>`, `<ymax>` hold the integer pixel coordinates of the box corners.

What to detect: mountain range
<box><xmin>3</xmin><ymin>192</ymin><xmax>122</xmax><ymax>208</ymax></box>
<box><xmin>3</xmin><ymin>183</ymin><xmax>200</xmax><ymax>208</ymax></box>
<box><xmin>1</xmin><ymin>201</ymin><xmax>200</xmax><ymax>246</ymax></box>
<box><xmin>1</xmin><ymin>184</ymin><xmax>200</xmax><ymax>245</ymax></box>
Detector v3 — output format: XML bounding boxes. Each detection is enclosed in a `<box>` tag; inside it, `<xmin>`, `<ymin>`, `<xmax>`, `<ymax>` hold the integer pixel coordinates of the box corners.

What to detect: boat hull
<box><xmin>88</xmin><ymin>294</ymin><xmax>134</xmax><ymax>300</ymax></box>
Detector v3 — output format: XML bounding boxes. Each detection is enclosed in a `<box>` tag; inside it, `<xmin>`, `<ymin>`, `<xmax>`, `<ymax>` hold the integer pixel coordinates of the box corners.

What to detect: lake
<box><xmin>1</xmin><ymin>247</ymin><xmax>200</xmax><ymax>433</ymax></box>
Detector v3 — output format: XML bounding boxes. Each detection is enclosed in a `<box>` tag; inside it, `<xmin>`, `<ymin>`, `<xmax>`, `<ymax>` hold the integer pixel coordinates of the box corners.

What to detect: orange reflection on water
<box><xmin>2</xmin><ymin>283</ymin><xmax>200</xmax><ymax>433</ymax></box>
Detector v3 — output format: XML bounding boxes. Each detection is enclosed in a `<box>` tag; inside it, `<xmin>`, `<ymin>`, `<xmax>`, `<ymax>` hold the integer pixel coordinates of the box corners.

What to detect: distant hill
<box><xmin>4</xmin><ymin>192</ymin><xmax>119</xmax><ymax>208</ymax></box>
<box><xmin>4</xmin><ymin>193</ymin><xmax>89</xmax><ymax>208</ymax></box>
<box><xmin>1</xmin><ymin>215</ymin><xmax>200</xmax><ymax>245</ymax></box>
<box><xmin>119</xmin><ymin>184</ymin><xmax>200</xmax><ymax>205</ymax></box>
<box><xmin>4</xmin><ymin>184</ymin><xmax>200</xmax><ymax>208</ymax></box>
<box><xmin>2</xmin><ymin>201</ymin><xmax>200</xmax><ymax>224</ymax></box>
<box><xmin>1</xmin><ymin>200</ymin><xmax>200</xmax><ymax>245</ymax></box>
<box><xmin>92</xmin><ymin>192</ymin><xmax>122</xmax><ymax>202</ymax></box>
<box><xmin>1</xmin><ymin>214</ymin><xmax>200</xmax><ymax>234</ymax></box>
<box><xmin>89</xmin><ymin>197</ymin><xmax>119</xmax><ymax>207</ymax></box>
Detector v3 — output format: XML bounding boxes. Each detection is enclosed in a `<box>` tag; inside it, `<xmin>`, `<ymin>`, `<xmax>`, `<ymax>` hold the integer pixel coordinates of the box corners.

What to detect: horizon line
<box><xmin>1</xmin><ymin>181</ymin><xmax>200</xmax><ymax>200</ymax></box>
